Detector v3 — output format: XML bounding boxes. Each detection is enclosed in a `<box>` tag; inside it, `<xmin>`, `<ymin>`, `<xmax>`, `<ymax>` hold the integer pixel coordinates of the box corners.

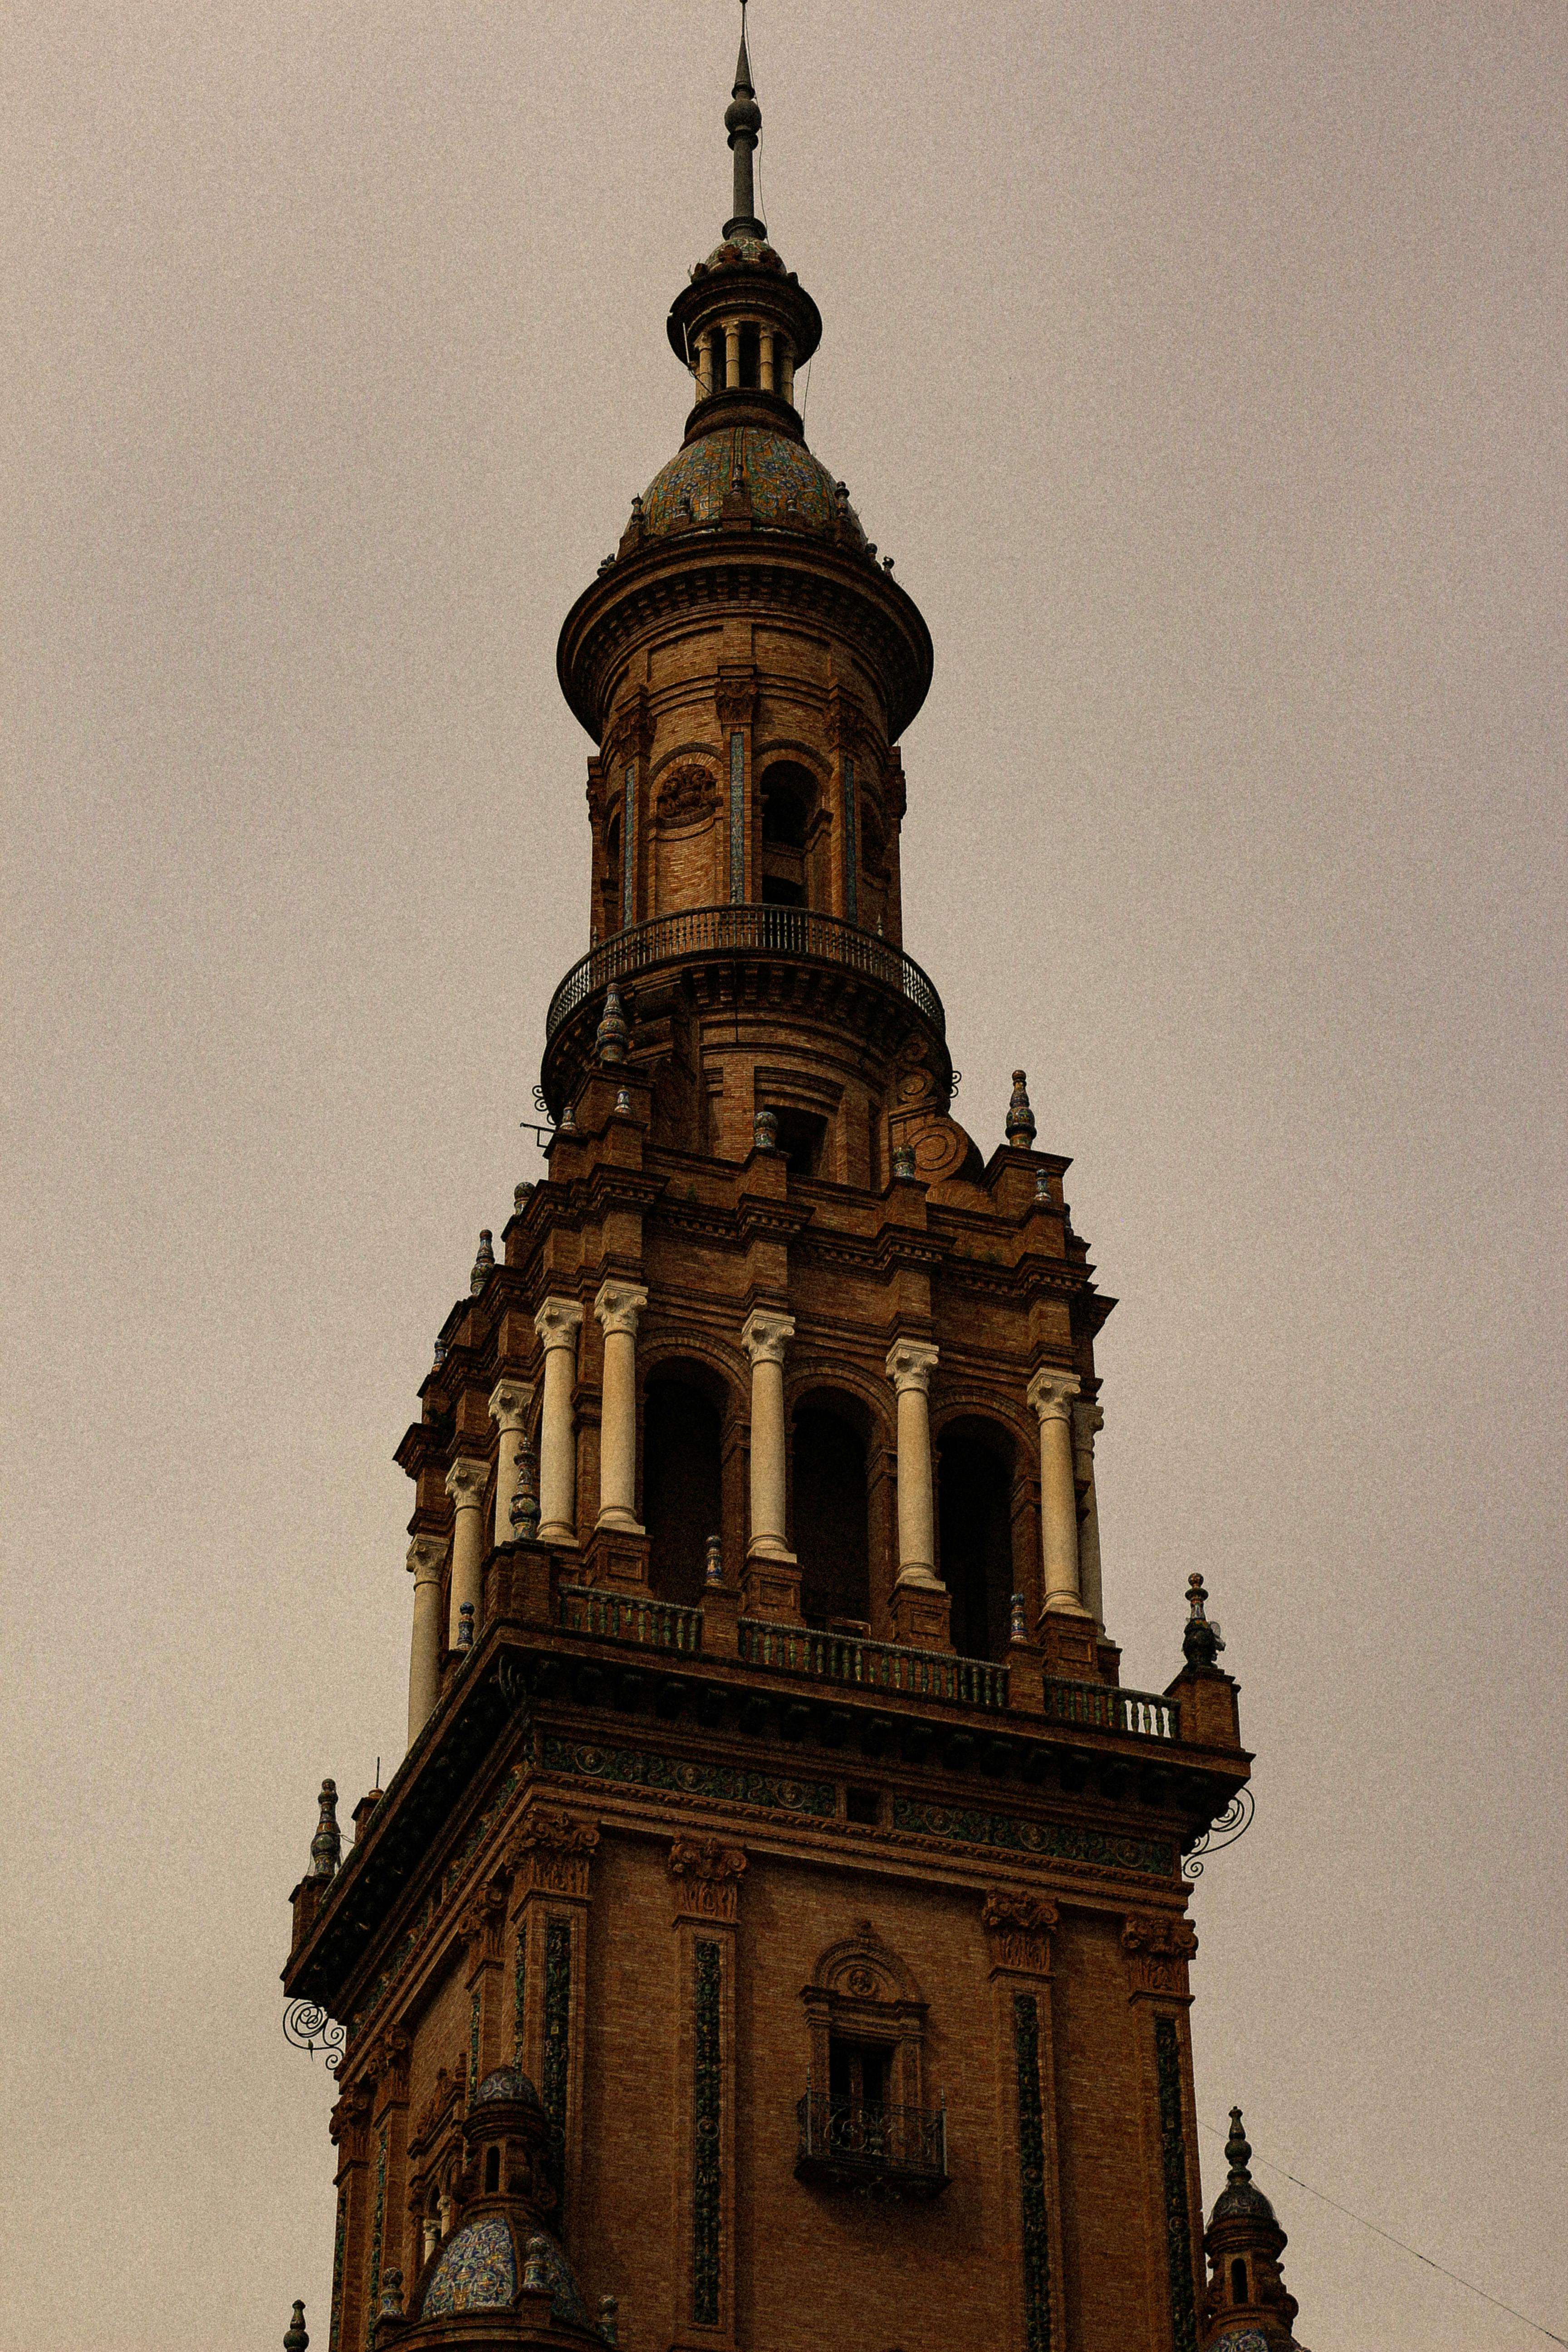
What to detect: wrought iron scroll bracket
<box><xmin>283</xmin><ymin>1998</ymin><xmax>347</xmax><ymax>2070</ymax></box>
<box><xmin>1182</xmin><ymin>1785</ymin><xmax>1255</xmax><ymax>1882</ymax></box>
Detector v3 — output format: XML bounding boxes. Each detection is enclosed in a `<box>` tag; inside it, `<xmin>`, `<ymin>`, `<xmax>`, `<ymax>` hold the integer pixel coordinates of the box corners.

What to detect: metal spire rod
<box><xmin>724</xmin><ymin>1</ymin><xmax>765</xmax><ymax>239</ymax></box>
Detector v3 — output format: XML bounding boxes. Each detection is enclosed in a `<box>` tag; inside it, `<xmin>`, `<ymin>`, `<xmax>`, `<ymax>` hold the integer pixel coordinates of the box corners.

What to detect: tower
<box><xmin>283</xmin><ymin>24</ymin><xmax>1279</xmax><ymax>2352</ymax></box>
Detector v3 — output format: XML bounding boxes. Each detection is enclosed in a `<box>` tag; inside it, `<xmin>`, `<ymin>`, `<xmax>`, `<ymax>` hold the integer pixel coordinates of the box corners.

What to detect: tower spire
<box><xmin>724</xmin><ymin>3</ymin><xmax>765</xmax><ymax>240</ymax></box>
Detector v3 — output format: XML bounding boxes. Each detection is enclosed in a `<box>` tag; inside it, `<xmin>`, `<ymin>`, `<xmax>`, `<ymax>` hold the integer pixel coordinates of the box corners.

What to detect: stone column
<box><xmin>760</xmin><ymin>327</ymin><xmax>775</xmax><ymax>392</ymax></box>
<box><xmin>724</xmin><ymin>320</ymin><xmax>741</xmax><ymax>389</ymax></box>
<box><xmin>740</xmin><ymin>1309</ymin><xmax>795</xmax><ymax>1560</ymax></box>
<box><xmin>886</xmin><ymin>1339</ymin><xmax>941</xmax><ymax>1588</ymax></box>
<box><xmin>1027</xmin><ymin>1369</ymin><xmax>1086</xmax><ymax>1614</ymax></box>
<box><xmin>489</xmin><ymin>1378</ymin><xmax>537</xmax><ymax>1548</ymax></box>
<box><xmin>534</xmin><ymin>1299</ymin><xmax>584</xmax><ymax>1545</ymax></box>
<box><xmin>697</xmin><ymin>329</ymin><xmax>715</xmax><ymax>398</ymax></box>
<box><xmin>405</xmin><ymin>1535</ymin><xmax>446</xmax><ymax>1745</ymax></box>
<box><xmin>594</xmin><ymin>1279</ymin><xmax>649</xmax><ymax>1533</ymax></box>
<box><xmin>1071</xmin><ymin>1399</ymin><xmax>1106</xmax><ymax>1628</ymax></box>
<box><xmin>445</xmin><ymin>1456</ymin><xmax>489</xmax><ymax>1649</ymax></box>
<box><xmin>780</xmin><ymin>343</ymin><xmax>795</xmax><ymax>405</ymax></box>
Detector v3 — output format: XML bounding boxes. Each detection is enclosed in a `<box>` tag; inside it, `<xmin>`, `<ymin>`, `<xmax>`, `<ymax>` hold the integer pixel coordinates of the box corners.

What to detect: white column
<box><xmin>406</xmin><ymin>1534</ymin><xmax>446</xmax><ymax>1746</ymax></box>
<box><xmin>594</xmin><ymin>1279</ymin><xmax>649</xmax><ymax>1533</ymax></box>
<box><xmin>697</xmin><ymin>329</ymin><xmax>715</xmax><ymax>398</ymax></box>
<box><xmin>724</xmin><ymin>319</ymin><xmax>741</xmax><ymax>389</ymax></box>
<box><xmin>885</xmin><ymin>1339</ymin><xmax>942</xmax><ymax>1588</ymax></box>
<box><xmin>760</xmin><ymin>328</ymin><xmax>775</xmax><ymax>392</ymax></box>
<box><xmin>741</xmin><ymin>1308</ymin><xmax>796</xmax><ymax>1560</ymax></box>
<box><xmin>780</xmin><ymin>344</ymin><xmax>795</xmax><ymax>406</ymax></box>
<box><xmin>489</xmin><ymin>1377</ymin><xmax>537</xmax><ymax>1547</ymax></box>
<box><xmin>1027</xmin><ymin>1368</ymin><xmax>1087</xmax><ymax>1614</ymax></box>
<box><xmin>445</xmin><ymin>1455</ymin><xmax>489</xmax><ymax>1648</ymax></box>
<box><xmin>534</xmin><ymin>1298</ymin><xmax>584</xmax><ymax>1545</ymax></box>
<box><xmin>1072</xmin><ymin>1399</ymin><xmax>1106</xmax><ymax>1628</ymax></box>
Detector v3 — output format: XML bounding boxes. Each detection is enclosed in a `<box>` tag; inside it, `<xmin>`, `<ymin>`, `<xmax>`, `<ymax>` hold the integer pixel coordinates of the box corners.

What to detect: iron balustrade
<box><xmin>557</xmin><ymin>1585</ymin><xmax>704</xmax><ymax>1655</ymax></box>
<box><xmin>1042</xmin><ymin>1676</ymin><xmax>1181</xmax><ymax>1742</ymax></box>
<box><xmin>739</xmin><ymin>1620</ymin><xmax>1009</xmax><ymax>1711</ymax></box>
<box><xmin>544</xmin><ymin>904</ymin><xmax>946</xmax><ymax>1043</ymax></box>
<box><xmin>795</xmin><ymin>2092</ymin><xmax>948</xmax><ymax>2192</ymax></box>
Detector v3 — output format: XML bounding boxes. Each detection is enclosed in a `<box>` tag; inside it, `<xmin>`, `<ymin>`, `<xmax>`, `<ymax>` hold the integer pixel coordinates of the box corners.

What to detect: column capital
<box><xmin>740</xmin><ymin>1307</ymin><xmax>795</xmax><ymax>1367</ymax></box>
<box><xmin>488</xmin><ymin>1377</ymin><xmax>536</xmax><ymax>1435</ymax></box>
<box><xmin>1027</xmin><ymin>1366</ymin><xmax>1081</xmax><ymax>1424</ymax></box>
<box><xmin>1071</xmin><ymin>1398</ymin><xmax>1104</xmax><ymax>1446</ymax></box>
<box><xmin>406</xmin><ymin>1535</ymin><xmax>446</xmax><ymax>1585</ymax></box>
<box><xmin>445</xmin><ymin>1454</ymin><xmax>489</xmax><ymax>1507</ymax></box>
<box><xmin>534</xmin><ymin>1295</ymin><xmax>584</xmax><ymax>1350</ymax></box>
<box><xmin>594</xmin><ymin>1278</ymin><xmax>649</xmax><ymax>1338</ymax></box>
<box><xmin>885</xmin><ymin>1337</ymin><xmax>940</xmax><ymax>1394</ymax></box>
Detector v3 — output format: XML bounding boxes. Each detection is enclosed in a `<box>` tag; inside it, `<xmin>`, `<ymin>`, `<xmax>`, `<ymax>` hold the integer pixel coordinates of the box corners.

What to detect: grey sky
<box><xmin>3</xmin><ymin>6</ymin><xmax>1563</xmax><ymax>2347</ymax></box>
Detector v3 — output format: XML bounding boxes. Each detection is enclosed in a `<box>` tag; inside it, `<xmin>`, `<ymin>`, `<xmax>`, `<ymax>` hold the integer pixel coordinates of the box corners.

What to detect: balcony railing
<box><xmin>544</xmin><ymin>904</ymin><xmax>946</xmax><ymax>1043</ymax></box>
<box><xmin>795</xmin><ymin>2092</ymin><xmax>948</xmax><ymax>2195</ymax></box>
<box><xmin>1043</xmin><ymin>1676</ymin><xmax>1180</xmax><ymax>1742</ymax></box>
<box><xmin>557</xmin><ymin>1585</ymin><xmax>704</xmax><ymax>1654</ymax></box>
<box><xmin>739</xmin><ymin>1620</ymin><xmax>1010</xmax><ymax>1712</ymax></box>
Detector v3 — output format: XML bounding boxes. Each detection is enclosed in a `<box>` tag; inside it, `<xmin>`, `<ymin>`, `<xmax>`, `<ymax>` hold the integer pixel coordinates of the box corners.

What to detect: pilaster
<box><xmin>667</xmin><ymin>1835</ymin><xmax>746</xmax><ymax>2352</ymax></box>
<box><xmin>504</xmin><ymin>1806</ymin><xmax>600</xmax><ymax>2244</ymax></box>
<box><xmin>983</xmin><ymin>1891</ymin><xmax>1066</xmax><ymax>2352</ymax></box>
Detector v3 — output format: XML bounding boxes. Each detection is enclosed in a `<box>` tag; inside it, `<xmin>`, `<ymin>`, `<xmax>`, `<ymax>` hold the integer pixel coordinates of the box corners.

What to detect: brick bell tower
<box><xmin>283</xmin><ymin>19</ymin><xmax>1286</xmax><ymax>2352</ymax></box>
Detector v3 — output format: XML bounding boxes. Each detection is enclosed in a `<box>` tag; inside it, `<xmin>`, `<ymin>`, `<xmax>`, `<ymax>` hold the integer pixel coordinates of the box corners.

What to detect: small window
<box><xmin>845</xmin><ymin>1784</ymin><xmax>880</xmax><ymax>1826</ymax></box>
<box><xmin>1230</xmin><ymin>2259</ymin><xmax>1249</xmax><ymax>2305</ymax></box>
<box><xmin>484</xmin><ymin>2146</ymin><xmax>500</xmax><ymax>2195</ymax></box>
<box><xmin>828</xmin><ymin>2038</ymin><xmax>888</xmax><ymax>2110</ymax></box>
<box><xmin>739</xmin><ymin>323</ymin><xmax>761</xmax><ymax>388</ymax></box>
<box><xmin>772</xmin><ymin>1107</ymin><xmax>827</xmax><ymax>1179</ymax></box>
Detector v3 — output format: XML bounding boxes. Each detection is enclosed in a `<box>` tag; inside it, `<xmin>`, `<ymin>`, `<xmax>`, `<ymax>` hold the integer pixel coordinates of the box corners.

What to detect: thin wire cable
<box><xmin>1196</xmin><ymin>2119</ymin><xmax>1567</xmax><ymax>2347</ymax></box>
<box><xmin>798</xmin><ymin>353</ymin><xmax>813</xmax><ymax>431</ymax></box>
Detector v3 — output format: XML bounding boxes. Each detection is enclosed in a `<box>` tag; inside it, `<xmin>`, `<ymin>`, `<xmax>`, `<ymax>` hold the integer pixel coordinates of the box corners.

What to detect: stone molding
<box><xmin>981</xmin><ymin>1889</ymin><xmax>1058</xmax><ymax>1978</ymax></box>
<box><xmin>667</xmin><ymin>1835</ymin><xmax>748</xmax><ymax>1924</ymax></box>
<box><xmin>503</xmin><ymin>1807</ymin><xmax>601</xmax><ymax>1904</ymax></box>
<box><xmin>1123</xmin><ymin>1911</ymin><xmax>1199</xmax><ymax>2001</ymax></box>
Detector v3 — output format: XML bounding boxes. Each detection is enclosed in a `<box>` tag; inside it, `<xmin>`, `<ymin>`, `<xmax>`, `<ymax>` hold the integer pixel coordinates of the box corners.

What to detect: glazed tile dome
<box><xmin>641</xmin><ymin>426</ymin><xmax>866</xmax><ymax>546</ymax></box>
<box><xmin>473</xmin><ymin>2063</ymin><xmax>541</xmax><ymax>2107</ymax></box>
<box><xmin>419</xmin><ymin>2216</ymin><xmax>602</xmax><ymax>2337</ymax></box>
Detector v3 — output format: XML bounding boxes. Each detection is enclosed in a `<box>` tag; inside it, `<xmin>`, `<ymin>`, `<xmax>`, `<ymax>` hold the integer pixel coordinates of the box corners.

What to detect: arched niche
<box><xmin>936</xmin><ymin>1414</ymin><xmax>1019</xmax><ymax>1661</ymax></box>
<box><xmin>800</xmin><ymin>1922</ymin><xmax>929</xmax><ymax>2112</ymax></box>
<box><xmin>642</xmin><ymin>1358</ymin><xmax>727</xmax><ymax>1606</ymax></box>
<box><xmin>758</xmin><ymin>758</ymin><xmax>822</xmax><ymax>908</ymax></box>
<box><xmin>790</xmin><ymin>1385</ymin><xmax>872</xmax><ymax>1628</ymax></box>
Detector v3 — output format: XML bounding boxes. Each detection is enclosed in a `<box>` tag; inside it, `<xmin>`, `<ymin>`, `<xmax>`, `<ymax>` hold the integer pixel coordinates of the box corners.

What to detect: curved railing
<box><xmin>545</xmin><ymin>904</ymin><xmax>946</xmax><ymax>1043</ymax></box>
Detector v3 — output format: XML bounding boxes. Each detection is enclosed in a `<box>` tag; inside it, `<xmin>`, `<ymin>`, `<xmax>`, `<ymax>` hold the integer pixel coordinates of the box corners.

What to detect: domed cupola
<box><xmin>1199</xmin><ymin>2110</ymin><xmax>1309</xmax><ymax>2352</ymax></box>
<box><xmin>665</xmin><ymin>9</ymin><xmax>822</xmax><ymax>439</ymax></box>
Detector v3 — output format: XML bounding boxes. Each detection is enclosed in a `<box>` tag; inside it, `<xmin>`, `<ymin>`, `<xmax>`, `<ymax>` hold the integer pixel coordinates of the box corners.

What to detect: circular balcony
<box><xmin>544</xmin><ymin>905</ymin><xmax>946</xmax><ymax>1044</ymax></box>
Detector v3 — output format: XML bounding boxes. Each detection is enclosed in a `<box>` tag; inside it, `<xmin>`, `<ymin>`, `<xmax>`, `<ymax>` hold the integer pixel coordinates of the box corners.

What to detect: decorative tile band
<box><xmin>623</xmin><ymin>764</ymin><xmax>637</xmax><ymax>929</ymax></box>
<box><xmin>892</xmin><ymin>1797</ymin><xmax>1173</xmax><ymax>1880</ymax></box>
<box><xmin>468</xmin><ymin>1988</ymin><xmax>481</xmax><ymax>2111</ymax></box>
<box><xmin>1013</xmin><ymin>1994</ymin><xmax>1052</xmax><ymax>2352</ymax></box>
<box><xmin>543</xmin><ymin>1735</ymin><xmax>836</xmax><ymax>1819</ymax></box>
<box><xmin>1154</xmin><ymin>2016</ymin><xmax>1199</xmax><ymax>2352</ymax></box>
<box><xmin>543</xmin><ymin>1918</ymin><xmax>572</xmax><ymax>2224</ymax></box>
<box><xmin>843</xmin><ymin>754</ymin><xmax>857</xmax><ymax>926</ymax></box>
<box><xmin>364</xmin><ymin>2127</ymin><xmax>387</xmax><ymax>2350</ymax></box>
<box><xmin>692</xmin><ymin>1940</ymin><xmax>722</xmax><ymax>2327</ymax></box>
<box><xmin>328</xmin><ymin>2185</ymin><xmax>347</xmax><ymax>2352</ymax></box>
<box><xmin>513</xmin><ymin>1921</ymin><xmax>527</xmax><ymax>2064</ymax></box>
<box><xmin>729</xmin><ymin>731</ymin><xmax>745</xmax><ymax>900</ymax></box>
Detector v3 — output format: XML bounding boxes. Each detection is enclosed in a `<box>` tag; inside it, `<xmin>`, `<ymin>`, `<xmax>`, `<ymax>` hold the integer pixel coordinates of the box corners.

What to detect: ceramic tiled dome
<box><xmin>641</xmin><ymin>426</ymin><xmax>866</xmax><ymax>545</ymax></box>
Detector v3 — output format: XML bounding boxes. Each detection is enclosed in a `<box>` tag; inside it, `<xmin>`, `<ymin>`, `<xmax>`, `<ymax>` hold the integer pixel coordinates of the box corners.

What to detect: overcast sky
<box><xmin>3</xmin><ymin>6</ymin><xmax>1564</xmax><ymax>2349</ymax></box>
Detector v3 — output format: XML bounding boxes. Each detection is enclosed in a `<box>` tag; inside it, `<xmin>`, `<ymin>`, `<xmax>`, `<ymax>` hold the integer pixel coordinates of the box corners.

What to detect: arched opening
<box><xmin>483</xmin><ymin>2145</ymin><xmax>500</xmax><ymax>2195</ymax></box>
<box><xmin>1230</xmin><ymin>2259</ymin><xmax>1250</xmax><ymax>2306</ymax></box>
<box><xmin>643</xmin><ymin>1371</ymin><xmax>724</xmax><ymax>1607</ymax></box>
<box><xmin>937</xmin><ymin>1417</ymin><xmax>1016</xmax><ymax>1661</ymax></box>
<box><xmin>739</xmin><ymin>322</ymin><xmax>761</xmax><ymax>388</ymax></box>
<box><xmin>760</xmin><ymin>760</ymin><xmax>816</xmax><ymax>908</ymax></box>
<box><xmin>792</xmin><ymin>1395</ymin><xmax>870</xmax><ymax>1627</ymax></box>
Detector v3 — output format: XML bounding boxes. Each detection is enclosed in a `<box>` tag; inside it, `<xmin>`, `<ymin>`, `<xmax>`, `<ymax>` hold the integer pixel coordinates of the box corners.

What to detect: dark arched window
<box><xmin>760</xmin><ymin>761</ymin><xmax>816</xmax><ymax>908</ymax></box>
<box><xmin>791</xmin><ymin>1399</ymin><xmax>869</xmax><ymax>1626</ymax></box>
<box><xmin>937</xmin><ymin>1418</ymin><xmax>1016</xmax><ymax>1660</ymax></box>
<box><xmin>643</xmin><ymin>1373</ymin><xmax>723</xmax><ymax>1607</ymax></box>
<box><xmin>1230</xmin><ymin>2259</ymin><xmax>1249</xmax><ymax>2306</ymax></box>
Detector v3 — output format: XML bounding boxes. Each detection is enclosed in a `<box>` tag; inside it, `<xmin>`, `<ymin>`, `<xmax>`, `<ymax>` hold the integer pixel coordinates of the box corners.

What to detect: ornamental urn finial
<box><xmin>596</xmin><ymin>982</ymin><xmax>631</xmax><ymax>1066</ymax></box>
<box><xmin>306</xmin><ymin>1781</ymin><xmax>340</xmax><ymax>1882</ymax></box>
<box><xmin>1225</xmin><ymin>2105</ymin><xmax>1253</xmax><ymax>2183</ymax></box>
<box><xmin>470</xmin><ymin>1229</ymin><xmax>495</xmax><ymax>1294</ymax></box>
<box><xmin>523</xmin><ymin>2236</ymin><xmax>551</xmax><ymax>2294</ymax></box>
<box><xmin>1182</xmin><ymin>1572</ymin><xmax>1226</xmax><ymax>1671</ymax></box>
<box><xmin>283</xmin><ymin>2301</ymin><xmax>309</xmax><ymax>2352</ymax></box>
<box><xmin>705</xmin><ymin>1534</ymin><xmax>725</xmax><ymax>1587</ymax></box>
<box><xmin>1005</xmin><ymin>1069</ymin><xmax>1037</xmax><ymax>1147</ymax></box>
<box><xmin>458</xmin><ymin>1601</ymin><xmax>475</xmax><ymax>1651</ymax></box>
<box><xmin>598</xmin><ymin>2293</ymin><xmax>619</xmax><ymax>2345</ymax></box>
<box><xmin>510</xmin><ymin>1438</ymin><xmax>541</xmax><ymax>1543</ymax></box>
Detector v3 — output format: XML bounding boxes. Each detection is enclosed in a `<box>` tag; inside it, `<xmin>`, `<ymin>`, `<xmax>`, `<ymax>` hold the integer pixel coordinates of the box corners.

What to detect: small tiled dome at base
<box><xmin>473</xmin><ymin>2063</ymin><xmax>542</xmax><ymax>2107</ymax></box>
<box><xmin>418</xmin><ymin>2215</ymin><xmax>603</xmax><ymax>2338</ymax></box>
<box><xmin>1212</xmin><ymin>2332</ymin><xmax>1274</xmax><ymax>2352</ymax></box>
<box><xmin>642</xmin><ymin>428</ymin><xmax>865</xmax><ymax>546</ymax></box>
<box><xmin>1212</xmin><ymin>2176</ymin><xmax>1277</xmax><ymax>2223</ymax></box>
<box><xmin>421</xmin><ymin>2216</ymin><xmax>516</xmax><ymax>2316</ymax></box>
